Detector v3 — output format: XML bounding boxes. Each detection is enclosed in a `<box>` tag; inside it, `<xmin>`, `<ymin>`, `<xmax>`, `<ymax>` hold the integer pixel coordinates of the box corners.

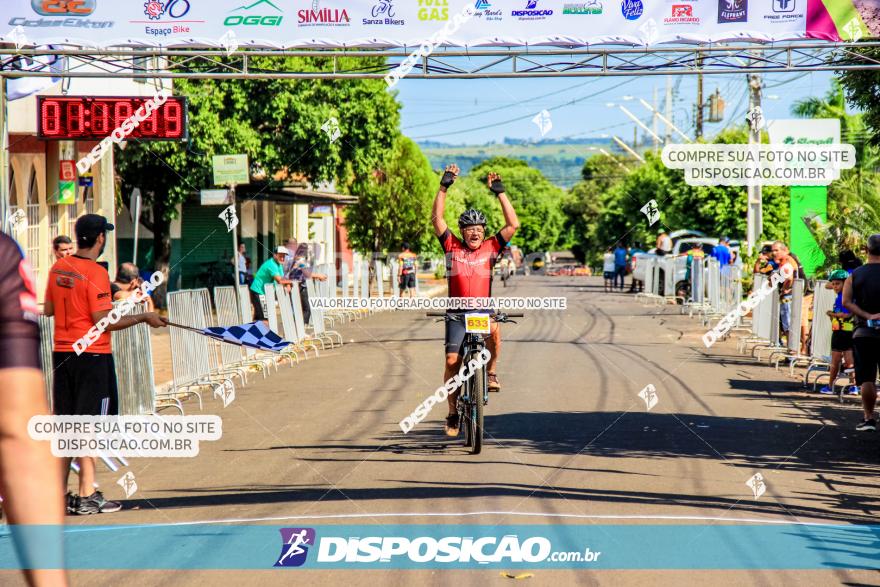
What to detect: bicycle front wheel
<box><xmin>471</xmin><ymin>367</ymin><xmax>485</xmax><ymax>454</ymax></box>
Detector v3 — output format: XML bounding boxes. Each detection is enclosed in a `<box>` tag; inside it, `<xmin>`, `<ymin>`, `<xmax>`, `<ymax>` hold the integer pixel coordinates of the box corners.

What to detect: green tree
<box><xmin>115</xmin><ymin>55</ymin><xmax>400</xmax><ymax>303</ymax></box>
<box><xmin>344</xmin><ymin>135</ymin><xmax>436</xmax><ymax>255</ymax></box>
<box><xmin>562</xmin><ymin>153</ymin><xmax>631</xmax><ymax>263</ymax></box>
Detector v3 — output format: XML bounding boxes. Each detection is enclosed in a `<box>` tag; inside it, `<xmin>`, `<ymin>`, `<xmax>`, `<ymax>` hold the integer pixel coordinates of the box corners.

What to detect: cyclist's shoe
<box><xmin>488</xmin><ymin>373</ymin><xmax>501</xmax><ymax>392</ymax></box>
<box><xmin>76</xmin><ymin>491</ymin><xmax>122</xmax><ymax>515</ymax></box>
<box><xmin>819</xmin><ymin>385</ymin><xmax>835</xmax><ymax>395</ymax></box>
<box><xmin>65</xmin><ymin>491</ymin><xmax>79</xmax><ymax>515</ymax></box>
<box><xmin>445</xmin><ymin>414</ymin><xmax>460</xmax><ymax>437</ymax></box>
<box><xmin>848</xmin><ymin>386</ymin><xmax>861</xmax><ymax>396</ymax></box>
<box><xmin>855</xmin><ymin>418</ymin><xmax>876</xmax><ymax>432</ymax></box>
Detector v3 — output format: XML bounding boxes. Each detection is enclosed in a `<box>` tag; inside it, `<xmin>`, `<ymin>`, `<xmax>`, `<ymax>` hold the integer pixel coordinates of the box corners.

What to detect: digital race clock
<box><xmin>36</xmin><ymin>96</ymin><xmax>188</xmax><ymax>141</ymax></box>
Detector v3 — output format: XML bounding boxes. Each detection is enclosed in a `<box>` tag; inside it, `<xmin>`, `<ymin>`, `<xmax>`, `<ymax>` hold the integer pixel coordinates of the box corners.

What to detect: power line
<box><xmin>408</xmin><ymin>78</ymin><xmax>638</xmax><ymax>140</ymax></box>
<box><xmin>402</xmin><ymin>77</ymin><xmax>607</xmax><ymax>131</ymax></box>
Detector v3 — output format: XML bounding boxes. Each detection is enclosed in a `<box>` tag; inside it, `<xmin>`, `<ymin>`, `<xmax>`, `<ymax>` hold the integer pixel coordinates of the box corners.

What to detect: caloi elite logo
<box><xmin>275</xmin><ymin>528</ymin><xmax>316</xmax><ymax>567</ymax></box>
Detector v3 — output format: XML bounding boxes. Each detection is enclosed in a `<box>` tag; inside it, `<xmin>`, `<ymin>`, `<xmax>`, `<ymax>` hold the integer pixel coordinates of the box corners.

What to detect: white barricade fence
<box><xmin>38</xmin><ymin>315</ymin><xmax>54</xmax><ymax>411</ymax></box>
<box><xmin>663</xmin><ymin>256</ymin><xmax>676</xmax><ymax>299</ymax></box>
<box><xmin>341</xmin><ymin>261</ymin><xmax>351</xmax><ymax>298</ymax></box>
<box><xmin>375</xmin><ymin>260</ymin><xmax>385</xmax><ymax>298</ymax></box>
<box><xmin>111</xmin><ymin>300</ymin><xmax>157</xmax><ymax>415</ymax></box>
<box><xmin>167</xmin><ymin>289</ymin><xmax>217</xmax><ymax>406</ymax></box>
<box><xmin>352</xmin><ymin>257</ymin><xmax>361</xmax><ymax>298</ymax></box>
<box><xmin>306</xmin><ymin>278</ymin><xmax>342</xmax><ymax>348</ymax></box>
<box><xmin>787</xmin><ymin>279</ymin><xmax>805</xmax><ymax>355</ymax></box>
<box><xmin>810</xmin><ymin>280</ymin><xmax>835</xmax><ymax>364</ymax></box>
<box><xmin>691</xmin><ymin>257</ymin><xmax>705</xmax><ymax>305</ymax></box>
<box><xmin>214</xmin><ymin>286</ymin><xmax>252</xmax><ymax>375</ymax></box>
<box><xmin>414</xmin><ymin>260</ymin><xmax>422</xmax><ymax>296</ymax></box>
<box><xmin>706</xmin><ymin>258</ymin><xmax>721</xmax><ymax>312</ymax></box>
<box><xmin>360</xmin><ymin>259</ymin><xmax>370</xmax><ymax>299</ymax></box>
<box><xmin>642</xmin><ymin>257</ymin><xmax>655</xmax><ymax>297</ymax></box>
<box><xmin>752</xmin><ymin>274</ymin><xmax>770</xmax><ymax>340</ymax></box>
<box><xmin>389</xmin><ymin>258</ymin><xmax>400</xmax><ymax>298</ymax></box>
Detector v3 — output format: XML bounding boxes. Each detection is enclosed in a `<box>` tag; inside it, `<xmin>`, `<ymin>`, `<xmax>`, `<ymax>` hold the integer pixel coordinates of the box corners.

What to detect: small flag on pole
<box><xmin>203</xmin><ymin>321</ymin><xmax>291</xmax><ymax>352</ymax></box>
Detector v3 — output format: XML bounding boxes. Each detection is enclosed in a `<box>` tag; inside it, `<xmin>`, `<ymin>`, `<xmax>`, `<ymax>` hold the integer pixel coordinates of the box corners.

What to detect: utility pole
<box><xmin>652</xmin><ymin>85</ymin><xmax>659</xmax><ymax>150</ymax></box>
<box><xmin>695</xmin><ymin>55</ymin><xmax>704</xmax><ymax>139</ymax></box>
<box><xmin>746</xmin><ymin>67</ymin><xmax>763</xmax><ymax>256</ymax></box>
<box><xmin>633</xmin><ymin>125</ymin><xmax>638</xmax><ymax>150</ymax></box>
<box><xmin>665</xmin><ymin>76</ymin><xmax>673</xmax><ymax>144</ymax></box>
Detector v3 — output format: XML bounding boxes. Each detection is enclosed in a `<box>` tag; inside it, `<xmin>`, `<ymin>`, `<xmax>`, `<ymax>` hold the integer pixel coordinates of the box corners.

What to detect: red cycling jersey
<box><xmin>438</xmin><ymin>229</ymin><xmax>506</xmax><ymax>298</ymax></box>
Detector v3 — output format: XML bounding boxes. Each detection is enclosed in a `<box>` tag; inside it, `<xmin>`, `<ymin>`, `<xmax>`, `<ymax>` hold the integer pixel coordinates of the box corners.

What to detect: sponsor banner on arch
<box><xmin>0</xmin><ymin>0</ymin><xmax>872</xmax><ymax>48</ymax></box>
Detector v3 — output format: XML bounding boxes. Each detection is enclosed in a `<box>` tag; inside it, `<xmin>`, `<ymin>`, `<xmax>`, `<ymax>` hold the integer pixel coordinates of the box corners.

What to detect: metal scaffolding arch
<box><xmin>2</xmin><ymin>41</ymin><xmax>880</xmax><ymax>80</ymax></box>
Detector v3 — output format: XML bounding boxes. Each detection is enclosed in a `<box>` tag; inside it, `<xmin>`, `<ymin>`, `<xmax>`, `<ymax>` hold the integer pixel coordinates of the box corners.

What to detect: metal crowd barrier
<box><xmin>111</xmin><ymin>300</ymin><xmax>162</xmax><ymax>415</ymax></box>
<box><xmin>804</xmin><ymin>280</ymin><xmax>836</xmax><ymax>387</ymax></box>
<box><xmin>38</xmin><ymin>315</ymin><xmax>54</xmax><ymax>411</ymax></box>
<box><xmin>306</xmin><ymin>278</ymin><xmax>343</xmax><ymax>348</ymax></box>
<box><xmin>635</xmin><ymin>257</ymin><xmax>663</xmax><ymax>304</ymax></box>
<box><xmin>762</xmin><ymin>279</ymin><xmax>804</xmax><ymax>364</ymax></box>
<box><xmin>389</xmin><ymin>258</ymin><xmax>400</xmax><ymax>298</ymax></box>
<box><xmin>271</xmin><ymin>282</ymin><xmax>320</xmax><ymax>359</ymax></box>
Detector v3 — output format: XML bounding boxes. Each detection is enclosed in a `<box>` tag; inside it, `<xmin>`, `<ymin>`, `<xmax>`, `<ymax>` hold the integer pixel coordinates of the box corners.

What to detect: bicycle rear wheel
<box><xmin>471</xmin><ymin>367</ymin><xmax>485</xmax><ymax>454</ymax></box>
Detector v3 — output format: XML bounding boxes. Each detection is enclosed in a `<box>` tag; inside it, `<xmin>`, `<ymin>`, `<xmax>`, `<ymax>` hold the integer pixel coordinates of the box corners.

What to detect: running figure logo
<box><xmin>639</xmin><ymin>199</ymin><xmax>660</xmax><ymax>226</ymax></box>
<box><xmin>746</xmin><ymin>472</ymin><xmax>766</xmax><ymax>499</ymax></box>
<box><xmin>275</xmin><ymin>528</ymin><xmax>316</xmax><ymax>567</ymax></box>
<box><xmin>219</xmin><ymin>205</ymin><xmax>239</xmax><ymax>232</ymax></box>
<box><xmin>638</xmin><ymin>383</ymin><xmax>658</xmax><ymax>411</ymax></box>
<box><xmin>117</xmin><ymin>471</ymin><xmax>138</xmax><ymax>498</ymax></box>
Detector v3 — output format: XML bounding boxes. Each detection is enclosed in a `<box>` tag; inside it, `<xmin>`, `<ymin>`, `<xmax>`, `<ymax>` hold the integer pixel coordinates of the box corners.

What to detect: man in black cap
<box><xmin>43</xmin><ymin>214</ymin><xmax>166</xmax><ymax>515</ymax></box>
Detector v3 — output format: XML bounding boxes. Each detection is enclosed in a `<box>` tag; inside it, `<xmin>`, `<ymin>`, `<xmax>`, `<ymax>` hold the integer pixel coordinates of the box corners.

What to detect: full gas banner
<box><xmin>0</xmin><ymin>0</ymin><xmax>872</xmax><ymax>49</ymax></box>
<box><xmin>767</xmin><ymin>119</ymin><xmax>840</xmax><ymax>277</ymax></box>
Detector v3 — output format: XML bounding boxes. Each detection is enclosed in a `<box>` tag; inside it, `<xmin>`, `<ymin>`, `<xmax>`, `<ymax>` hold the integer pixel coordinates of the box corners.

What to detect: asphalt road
<box><xmin>7</xmin><ymin>275</ymin><xmax>880</xmax><ymax>586</ymax></box>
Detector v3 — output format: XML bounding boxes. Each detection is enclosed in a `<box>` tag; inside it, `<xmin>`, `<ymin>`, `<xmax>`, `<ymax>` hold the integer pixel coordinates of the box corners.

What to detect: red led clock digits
<box><xmin>37</xmin><ymin>96</ymin><xmax>186</xmax><ymax>141</ymax></box>
<box><xmin>40</xmin><ymin>100</ymin><xmax>62</xmax><ymax>136</ymax></box>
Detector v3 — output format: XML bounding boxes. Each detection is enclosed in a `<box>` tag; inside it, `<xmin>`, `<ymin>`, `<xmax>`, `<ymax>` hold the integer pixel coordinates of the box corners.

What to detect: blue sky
<box><xmin>394</xmin><ymin>70</ymin><xmax>836</xmax><ymax>145</ymax></box>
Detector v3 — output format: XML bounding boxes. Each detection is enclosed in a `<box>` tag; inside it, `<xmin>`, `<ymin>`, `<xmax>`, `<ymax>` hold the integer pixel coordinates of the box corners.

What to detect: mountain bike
<box><xmin>427</xmin><ymin>311</ymin><xmax>522</xmax><ymax>454</ymax></box>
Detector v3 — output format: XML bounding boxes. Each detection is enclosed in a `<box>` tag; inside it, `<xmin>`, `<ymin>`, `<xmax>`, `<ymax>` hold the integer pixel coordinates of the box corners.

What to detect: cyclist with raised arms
<box><xmin>433</xmin><ymin>164</ymin><xmax>520</xmax><ymax>436</ymax></box>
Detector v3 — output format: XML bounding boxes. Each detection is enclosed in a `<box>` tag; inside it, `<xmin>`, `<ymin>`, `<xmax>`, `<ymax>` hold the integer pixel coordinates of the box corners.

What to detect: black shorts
<box><xmin>853</xmin><ymin>335</ymin><xmax>880</xmax><ymax>386</ymax></box>
<box><xmin>400</xmin><ymin>273</ymin><xmax>416</xmax><ymax>289</ymax></box>
<box><xmin>249</xmin><ymin>288</ymin><xmax>265</xmax><ymax>321</ymax></box>
<box><xmin>52</xmin><ymin>352</ymin><xmax>118</xmax><ymax>416</ymax></box>
<box><xmin>831</xmin><ymin>330</ymin><xmax>854</xmax><ymax>352</ymax></box>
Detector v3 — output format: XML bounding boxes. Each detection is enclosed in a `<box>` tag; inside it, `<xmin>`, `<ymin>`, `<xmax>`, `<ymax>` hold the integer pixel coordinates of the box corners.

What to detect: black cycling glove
<box><xmin>440</xmin><ymin>170</ymin><xmax>456</xmax><ymax>189</ymax></box>
<box><xmin>489</xmin><ymin>178</ymin><xmax>506</xmax><ymax>195</ymax></box>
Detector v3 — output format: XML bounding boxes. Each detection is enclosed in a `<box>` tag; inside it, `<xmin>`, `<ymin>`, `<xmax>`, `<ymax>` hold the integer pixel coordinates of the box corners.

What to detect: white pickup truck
<box><xmin>631</xmin><ymin>238</ymin><xmax>739</xmax><ymax>296</ymax></box>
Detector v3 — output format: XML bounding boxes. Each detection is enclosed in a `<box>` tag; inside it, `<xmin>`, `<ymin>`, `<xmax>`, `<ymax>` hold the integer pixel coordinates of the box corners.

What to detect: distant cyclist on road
<box><xmin>432</xmin><ymin>163</ymin><xmax>520</xmax><ymax>436</ymax></box>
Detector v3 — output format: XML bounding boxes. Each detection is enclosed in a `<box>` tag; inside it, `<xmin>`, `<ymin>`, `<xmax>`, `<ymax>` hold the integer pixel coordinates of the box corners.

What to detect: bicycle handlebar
<box><xmin>426</xmin><ymin>311</ymin><xmax>524</xmax><ymax>319</ymax></box>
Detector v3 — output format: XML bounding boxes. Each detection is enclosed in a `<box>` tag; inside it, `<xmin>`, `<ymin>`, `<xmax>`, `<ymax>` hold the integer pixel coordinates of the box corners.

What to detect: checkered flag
<box><xmin>167</xmin><ymin>320</ymin><xmax>290</xmax><ymax>353</ymax></box>
<box><xmin>203</xmin><ymin>321</ymin><xmax>290</xmax><ymax>352</ymax></box>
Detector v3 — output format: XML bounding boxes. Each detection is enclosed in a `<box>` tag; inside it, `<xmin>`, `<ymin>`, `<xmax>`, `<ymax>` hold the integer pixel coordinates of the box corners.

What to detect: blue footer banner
<box><xmin>1</xmin><ymin>524</ymin><xmax>879</xmax><ymax>570</ymax></box>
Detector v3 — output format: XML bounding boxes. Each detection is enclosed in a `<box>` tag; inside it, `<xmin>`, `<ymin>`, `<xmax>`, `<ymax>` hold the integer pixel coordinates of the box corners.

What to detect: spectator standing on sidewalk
<box><xmin>771</xmin><ymin>241</ymin><xmax>800</xmax><ymax>347</ymax></box>
<box><xmin>250</xmin><ymin>246</ymin><xmax>295</xmax><ymax>322</ymax></box>
<box><xmin>52</xmin><ymin>235</ymin><xmax>73</xmax><ymax>261</ymax></box>
<box><xmin>43</xmin><ymin>215</ymin><xmax>166</xmax><ymax>515</ymax></box>
<box><xmin>843</xmin><ymin>234</ymin><xmax>880</xmax><ymax>432</ymax></box>
<box><xmin>613</xmin><ymin>242</ymin><xmax>628</xmax><ymax>291</ymax></box>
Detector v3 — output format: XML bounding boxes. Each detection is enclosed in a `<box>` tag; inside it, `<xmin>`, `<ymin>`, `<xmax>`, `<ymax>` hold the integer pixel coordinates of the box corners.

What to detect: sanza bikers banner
<box><xmin>0</xmin><ymin>0</ymin><xmax>872</xmax><ymax>49</ymax></box>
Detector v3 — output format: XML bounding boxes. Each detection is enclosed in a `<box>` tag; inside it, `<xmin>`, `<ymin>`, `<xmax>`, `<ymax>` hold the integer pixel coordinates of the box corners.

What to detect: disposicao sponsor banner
<box><xmin>2</xmin><ymin>524</ymin><xmax>880</xmax><ymax>569</ymax></box>
<box><xmin>0</xmin><ymin>0</ymin><xmax>868</xmax><ymax>48</ymax></box>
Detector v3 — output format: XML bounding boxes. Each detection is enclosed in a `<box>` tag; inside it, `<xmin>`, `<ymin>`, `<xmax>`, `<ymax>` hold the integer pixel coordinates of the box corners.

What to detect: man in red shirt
<box><xmin>433</xmin><ymin>164</ymin><xmax>520</xmax><ymax>436</ymax></box>
<box><xmin>44</xmin><ymin>214</ymin><xmax>166</xmax><ymax>516</ymax></box>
